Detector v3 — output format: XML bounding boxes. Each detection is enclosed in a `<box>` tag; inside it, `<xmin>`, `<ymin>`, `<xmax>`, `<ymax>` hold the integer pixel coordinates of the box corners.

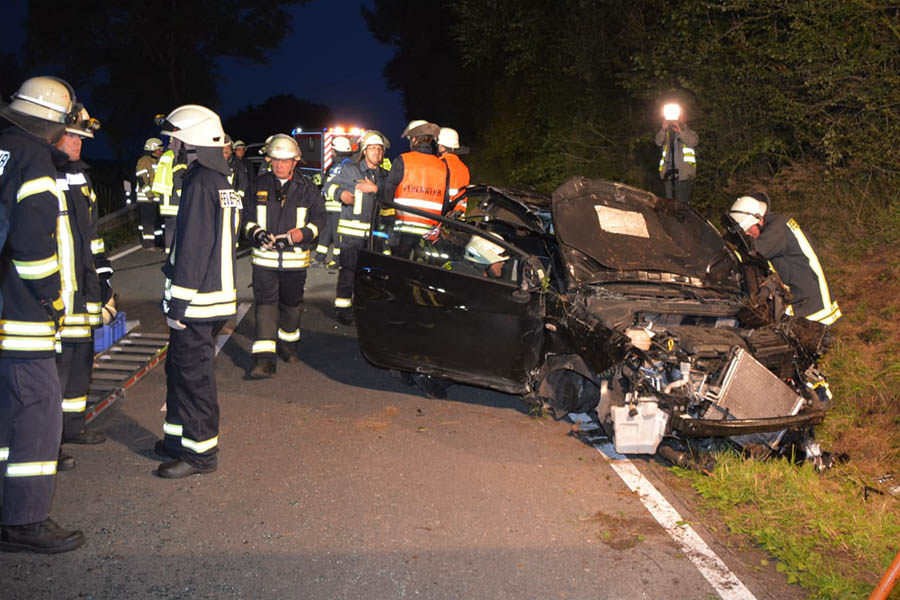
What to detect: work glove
<box><xmin>274</xmin><ymin>228</ymin><xmax>303</xmax><ymax>250</ymax></box>
<box><xmin>251</xmin><ymin>227</ymin><xmax>274</xmax><ymax>248</ymax></box>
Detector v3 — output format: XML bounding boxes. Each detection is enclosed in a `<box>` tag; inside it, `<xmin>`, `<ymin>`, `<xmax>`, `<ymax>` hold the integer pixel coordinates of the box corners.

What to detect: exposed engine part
<box><xmin>611</xmin><ymin>396</ymin><xmax>669</xmax><ymax>454</ymax></box>
<box><xmin>702</xmin><ymin>348</ymin><xmax>805</xmax><ymax>450</ymax></box>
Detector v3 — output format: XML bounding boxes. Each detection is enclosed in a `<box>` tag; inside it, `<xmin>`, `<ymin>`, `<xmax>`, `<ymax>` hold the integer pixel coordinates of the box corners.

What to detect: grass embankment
<box><xmin>680</xmin><ymin>170</ymin><xmax>900</xmax><ymax>599</ymax></box>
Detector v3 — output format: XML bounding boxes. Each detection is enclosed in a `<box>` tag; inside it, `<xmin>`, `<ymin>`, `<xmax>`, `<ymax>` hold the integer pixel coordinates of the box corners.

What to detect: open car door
<box><xmin>354</xmin><ymin>202</ymin><xmax>545</xmax><ymax>395</ymax></box>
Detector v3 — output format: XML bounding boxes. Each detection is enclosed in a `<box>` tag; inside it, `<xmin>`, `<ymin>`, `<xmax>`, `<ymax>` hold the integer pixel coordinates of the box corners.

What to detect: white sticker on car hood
<box><xmin>594</xmin><ymin>205</ymin><xmax>649</xmax><ymax>238</ymax></box>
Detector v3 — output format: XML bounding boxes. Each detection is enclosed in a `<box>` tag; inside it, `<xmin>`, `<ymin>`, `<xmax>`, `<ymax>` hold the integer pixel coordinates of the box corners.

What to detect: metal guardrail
<box><xmin>97</xmin><ymin>202</ymin><xmax>137</xmax><ymax>231</ymax></box>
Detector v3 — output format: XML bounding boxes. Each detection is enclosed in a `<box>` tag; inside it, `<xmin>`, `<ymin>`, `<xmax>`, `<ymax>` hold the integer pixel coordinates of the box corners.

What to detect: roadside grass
<box><xmin>683</xmin><ymin>167</ymin><xmax>900</xmax><ymax>599</ymax></box>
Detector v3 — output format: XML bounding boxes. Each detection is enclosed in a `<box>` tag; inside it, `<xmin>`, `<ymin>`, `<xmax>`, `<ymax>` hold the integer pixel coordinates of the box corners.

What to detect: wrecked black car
<box><xmin>353</xmin><ymin>177</ymin><xmax>832</xmax><ymax>465</ymax></box>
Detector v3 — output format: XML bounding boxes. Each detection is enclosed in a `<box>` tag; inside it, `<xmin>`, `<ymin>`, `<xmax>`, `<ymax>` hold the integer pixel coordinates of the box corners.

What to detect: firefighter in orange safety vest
<box><xmin>383</xmin><ymin>120</ymin><xmax>449</xmax><ymax>261</ymax></box>
<box><xmin>436</xmin><ymin>127</ymin><xmax>470</xmax><ymax>215</ymax></box>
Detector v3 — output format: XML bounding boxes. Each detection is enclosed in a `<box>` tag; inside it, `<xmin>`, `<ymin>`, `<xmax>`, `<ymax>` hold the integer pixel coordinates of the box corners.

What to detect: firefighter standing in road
<box><xmin>233</xmin><ymin>140</ymin><xmax>256</xmax><ymax>187</ymax></box>
<box><xmin>155</xmin><ymin>105</ymin><xmax>241</xmax><ymax>479</ymax></box>
<box><xmin>0</xmin><ymin>75</ymin><xmax>86</xmax><ymax>553</ymax></box>
<box><xmin>54</xmin><ymin>106</ymin><xmax>108</xmax><ymax>472</ymax></box>
<box><xmin>728</xmin><ymin>193</ymin><xmax>841</xmax><ymax>326</ymax></box>
<box><xmin>383</xmin><ymin>120</ymin><xmax>449</xmax><ymax>260</ymax></box>
<box><xmin>224</xmin><ymin>134</ymin><xmax>248</xmax><ymax>201</ymax></box>
<box><xmin>136</xmin><ymin>137</ymin><xmax>163</xmax><ymax>248</ymax></box>
<box><xmin>243</xmin><ymin>134</ymin><xmax>325</xmax><ymax>378</ymax></box>
<box><xmin>332</xmin><ymin>131</ymin><xmax>391</xmax><ymax>325</ymax></box>
<box><xmin>315</xmin><ymin>135</ymin><xmax>354</xmax><ymax>269</ymax></box>
<box><xmin>655</xmin><ymin>103</ymin><xmax>698</xmax><ymax>203</ymax></box>
<box><xmin>152</xmin><ymin>135</ymin><xmax>189</xmax><ymax>254</ymax></box>
<box><xmin>437</xmin><ymin>127</ymin><xmax>470</xmax><ymax>214</ymax></box>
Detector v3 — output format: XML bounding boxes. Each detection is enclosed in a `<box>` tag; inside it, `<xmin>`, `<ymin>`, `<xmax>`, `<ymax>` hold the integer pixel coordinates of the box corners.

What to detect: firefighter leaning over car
<box><xmin>383</xmin><ymin>120</ymin><xmax>449</xmax><ymax>260</ymax></box>
<box><xmin>0</xmin><ymin>75</ymin><xmax>86</xmax><ymax>553</ymax></box>
<box><xmin>331</xmin><ymin>130</ymin><xmax>392</xmax><ymax>325</ymax></box>
<box><xmin>314</xmin><ymin>135</ymin><xmax>354</xmax><ymax>269</ymax></box>
<box><xmin>243</xmin><ymin>134</ymin><xmax>325</xmax><ymax>378</ymax></box>
<box><xmin>53</xmin><ymin>106</ymin><xmax>108</xmax><ymax>474</ymax></box>
<box><xmin>436</xmin><ymin>127</ymin><xmax>470</xmax><ymax>215</ymax></box>
<box><xmin>156</xmin><ymin>104</ymin><xmax>242</xmax><ymax>479</ymax></box>
<box><xmin>136</xmin><ymin>137</ymin><xmax>163</xmax><ymax>249</ymax></box>
<box><xmin>728</xmin><ymin>192</ymin><xmax>841</xmax><ymax>326</ymax></box>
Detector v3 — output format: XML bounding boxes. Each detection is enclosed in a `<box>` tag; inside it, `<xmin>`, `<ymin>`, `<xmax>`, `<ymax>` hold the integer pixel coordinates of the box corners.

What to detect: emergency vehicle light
<box><xmin>291</xmin><ymin>127</ymin><xmax>303</xmax><ymax>134</ymax></box>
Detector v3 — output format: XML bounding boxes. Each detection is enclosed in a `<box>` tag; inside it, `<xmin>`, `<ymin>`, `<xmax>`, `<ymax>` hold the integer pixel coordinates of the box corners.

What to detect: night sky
<box><xmin>1</xmin><ymin>0</ymin><xmax>407</xmax><ymax>159</ymax></box>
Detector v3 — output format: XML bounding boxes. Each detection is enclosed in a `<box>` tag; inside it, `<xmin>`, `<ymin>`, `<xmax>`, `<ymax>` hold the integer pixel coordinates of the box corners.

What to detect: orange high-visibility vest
<box><xmin>441</xmin><ymin>152</ymin><xmax>470</xmax><ymax>211</ymax></box>
<box><xmin>393</xmin><ymin>152</ymin><xmax>448</xmax><ymax>236</ymax></box>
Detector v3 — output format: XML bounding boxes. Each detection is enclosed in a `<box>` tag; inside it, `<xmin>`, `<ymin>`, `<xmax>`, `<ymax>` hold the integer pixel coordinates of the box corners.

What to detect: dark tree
<box><xmin>223</xmin><ymin>94</ymin><xmax>334</xmax><ymax>143</ymax></box>
<box><xmin>24</xmin><ymin>0</ymin><xmax>309</xmax><ymax>156</ymax></box>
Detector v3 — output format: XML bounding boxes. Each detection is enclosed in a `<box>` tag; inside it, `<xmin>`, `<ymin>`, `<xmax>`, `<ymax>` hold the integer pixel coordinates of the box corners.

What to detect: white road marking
<box><xmin>109</xmin><ymin>244</ymin><xmax>142</xmax><ymax>261</ymax></box>
<box><xmin>591</xmin><ymin>439</ymin><xmax>758</xmax><ymax>600</ymax></box>
<box><xmin>159</xmin><ymin>302</ymin><xmax>251</xmax><ymax>412</ymax></box>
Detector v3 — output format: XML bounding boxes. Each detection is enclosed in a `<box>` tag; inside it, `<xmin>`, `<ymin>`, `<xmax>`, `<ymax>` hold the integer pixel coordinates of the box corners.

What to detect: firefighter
<box><xmin>728</xmin><ymin>193</ymin><xmax>841</xmax><ymax>325</ymax></box>
<box><xmin>383</xmin><ymin>120</ymin><xmax>449</xmax><ymax>260</ymax></box>
<box><xmin>314</xmin><ymin>135</ymin><xmax>354</xmax><ymax>269</ymax></box>
<box><xmin>243</xmin><ymin>134</ymin><xmax>325</xmax><ymax>378</ymax></box>
<box><xmin>0</xmin><ymin>75</ymin><xmax>86</xmax><ymax>553</ymax></box>
<box><xmin>53</xmin><ymin>106</ymin><xmax>107</xmax><ymax>472</ymax></box>
<box><xmin>437</xmin><ymin>127</ymin><xmax>470</xmax><ymax>214</ymax></box>
<box><xmin>225</xmin><ymin>135</ymin><xmax>249</xmax><ymax>200</ymax></box>
<box><xmin>136</xmin><ymin>137</ymin><xmax>163</xmax><ymax>249</ymax></box>
<box><xmin>152</xmin><ymin>134</ymin><xmax>189</xmax><ymax>254</ymax></box>
<box><xmin>233</xmin><ymin>139</ymin><xmax>256</xmax><ymax>186</ymax></box>
<box><xmin>655</xmin><ymin>103</ymin><xmax>698</xmax><ymax>203</ymax></box>
<box><xmin>155</xmin><ymin>105</ymin><xmax>241</xmax><ymax>479</ymax></box>
<box><xmin>332</xmin><ymin>131</ymin><xmax>391</xmax><ymax>325</ymax></box>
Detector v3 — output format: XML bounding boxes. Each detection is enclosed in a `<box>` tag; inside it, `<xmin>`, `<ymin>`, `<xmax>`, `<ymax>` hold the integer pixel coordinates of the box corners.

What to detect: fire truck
<box><xmin>291</xmin><ymin>125</ymin><xmax>366</xmax><ymax>186</ymax></box>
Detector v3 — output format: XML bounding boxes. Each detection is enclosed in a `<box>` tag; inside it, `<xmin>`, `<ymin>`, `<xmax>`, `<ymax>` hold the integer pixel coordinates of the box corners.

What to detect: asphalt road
<box><xmin>1</xmin><ymin>246</ymin><xmax>806</xmax><ymax>600</ymax></box>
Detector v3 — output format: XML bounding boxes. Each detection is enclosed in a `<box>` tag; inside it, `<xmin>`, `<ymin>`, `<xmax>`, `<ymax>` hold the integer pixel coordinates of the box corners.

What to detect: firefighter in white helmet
<box><xmin>243</xmin><ymin>134</ymin><xmax>326</xmax><ymax>377</ymax></box>
<box><xmin>0</xmin><ymin>75</ymin><xmax>86</xmax><ymax>553</ymax></box>
<box><xmin>155</xmin><ymin>104</ymin><xmax>242</xmax><ymax>478</ymax></box>
<box><xmin>330</xmin><ymin>130</ymin><xmax>392</xmax><ymax>325</ymax></box>
<box><xmin>136</xmin><ymin>136</ymin><xmax>164</xmax><ymax>248</ymax></box>
<box><xmin>151</xmin><ymin>130</ymin><xmax>190</xmax><ymax>254</ymax></box>
<box><xmin>437</xmin><ymin>127</ymin><xmax>470</xmax><ymax>214</ymax></box>
<box><xmin>314</xmin><ymin>135</ymin><xmax>355</xmax><ymax>269</ymax></box>
<box><xmin>728</xmin><ymin>192</ymin><xmax>841</xmax><ymax>325</ymax></box>
<box><xmin>53</xmin><ymin>105</ymin><xmax>109</xmax><ymax>473</ymax></box>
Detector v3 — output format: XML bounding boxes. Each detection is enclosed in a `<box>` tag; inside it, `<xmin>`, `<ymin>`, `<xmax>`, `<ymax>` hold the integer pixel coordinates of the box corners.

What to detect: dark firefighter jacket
<box><xmin>57</xmin><ymin>161</ymin><xmax>103</xmax><ymax>341</ymax></box>
<box><xmin>0</xmin><ymin>126</ymin><xmax>66</xmax><ymax>358</ymax></box>
<box><xmin>332</xmin><ymin>159</ymin><xmax>389</xmax><ymax>241</ymax></box>
<box><xmin>754</xmin><ymin>212</ymin><xmax>841</xmax><ymax>325</ymax></box>
<box><xmin>243</xmin><ymin>171</ymin><xmax>326</xmax><ymax>270</ymax></box>
<box><xmin>162</xmin><ymin>158</ymin><xmax>241</xmax><ymax>322</ymax></box>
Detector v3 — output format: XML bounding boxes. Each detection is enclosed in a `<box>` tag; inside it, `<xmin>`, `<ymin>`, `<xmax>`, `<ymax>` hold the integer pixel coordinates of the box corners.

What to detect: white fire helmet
<box><xmin>160</xmin><ymin>104</ymin><xmax>225</xmax><ymax>147</ymax></box>
<box><xmin>66</xmin><ymin>106</ymin><xmax>100</xmax><ymax>138</ymax></box>
<box><xmin>332</xmin><ymin>136</ymin><xmax>352</xmax><ymax>153</ymax></box>
<box><xmin>266</xmin><ymin>134</ymin><xmax>301</xmax><ymax>160</ymax></box>
<box><xmin>437</xmin><ymin>127</ymin><xmax>460</xmax><ymax>150</ymax></box>
<box><xmin>360</xmin><ymin>131</ymin><xmax>387</xmax><ymax>151</ymax></box>
<box><xmin>4</xmin><ymin>76</ymin><xmax>77</xmax><ymax>124</ymax></box>
<box><xmin>729</xmin><ymin>195</ymin><xmax>768</xmax><ymax>232</ymax></box>
<box><xmin>233</xmin><ymin>139</ymin><xmax>247</xmax><ymax>149</ymax></box>
<box><xmin>401</xmin><ymin>119</ymin><xmax>439</xmax><ymax>139</ymax></box>
<box><xmin>144</xmin><ymin>137</ymin><xmax>163</xmax><ymax>152</ymax></box>
<box><xmin>465</xmin><ymin>232</ymin><xmax>509</xmax><ymax>265</ymax></box>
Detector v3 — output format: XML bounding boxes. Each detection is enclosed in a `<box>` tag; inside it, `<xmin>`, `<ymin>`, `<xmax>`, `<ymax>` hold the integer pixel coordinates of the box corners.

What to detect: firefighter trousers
<box><xmin>138</xmin><ymin>202</ymin><xmax>161</xmax><ymax>248</ymax></box>
<box><xmin>335</xmin><ymin>236</ymin><xmax>364</xmax><ymax>314</ymax></box>
<box><xmin>56</xmin><ymin>340</ymin><xmax>94</xmax><ymax>441</ymax></box>
<box><xmin>163</xmin><ymin>215</ymin><xmax>177</xmax><ymax>254</ymax></box>
<box><xmin>314</xmin><ymin>212</ymin><xmax>341</xmax><ymax>264</ymax></box>
<box><xmin>0</xmin><ymin>357</ymin><xmax>62</xmax><ymax>525</ymax></box>
<box><xmin>251</xmin><ymin>267</ymin><xmax>307</xmax><ymax>358</ymax></box>
<box><xmin>162</xmin><ymin>321</ymin><xmax>224</xmax><ymax>469</ymax></box>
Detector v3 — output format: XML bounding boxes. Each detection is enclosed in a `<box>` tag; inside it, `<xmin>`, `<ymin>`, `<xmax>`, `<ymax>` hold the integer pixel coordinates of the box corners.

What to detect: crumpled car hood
<box><xmin>552</xmin><ymin>178</ymin><xmax>740</xmax><ymax>291</ymax></box>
